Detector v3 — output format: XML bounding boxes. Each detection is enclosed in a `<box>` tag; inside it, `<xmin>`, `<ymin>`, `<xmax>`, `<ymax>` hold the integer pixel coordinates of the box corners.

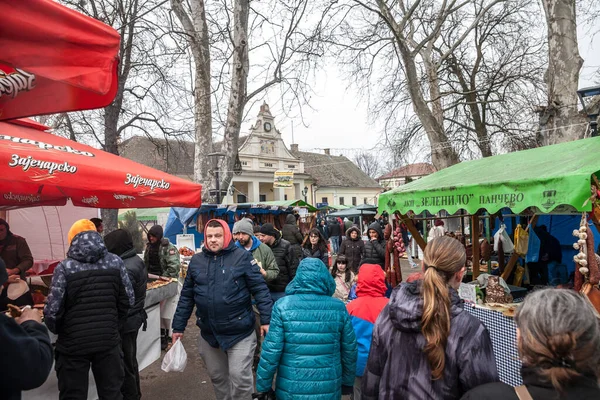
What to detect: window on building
<box><xmin>363</xmin><ymin>197</ymin><xmax>368</xmax><ymax>204</ymax></box>
<box><xmin>352</xmin><ymin>197</ymin><xmax>357</xmax><ymax>206</ymax></box>
<box><xmin>237</xmin><ymin>194</ymin><xmax>247</xmax><ymax>203</ymax></box>
<box><xmin>322</xmin><ymin>197</ymin><xmax>328</xmax><ymax>204</ymax></box>
<box><xmin>242</xmin><ymin>161</ymin><xmax>248</xmax><ymax>166</ymax></box>
<box><xmin>287</xmin><ymin>164</ymin><xmax>296</xmax><ymax>169</ymax></box>
<box><xmin>263</xmin><ymin>162</ymin><xmax>274</xmax><ymax>168</ymax></box>
<box><xmin>284</xmin><ymin>194</ymin><xmax>288</xmax><ymax>200</ymax></box>
<box><xmin>340</xmin><ymin>197</ymin><xmax>345</xmax><ymax>205</ymax></box>
<box><xmin>259</xmin><ymin>194</ymin><xmax>267</xmax><ymax>202</ymax></box>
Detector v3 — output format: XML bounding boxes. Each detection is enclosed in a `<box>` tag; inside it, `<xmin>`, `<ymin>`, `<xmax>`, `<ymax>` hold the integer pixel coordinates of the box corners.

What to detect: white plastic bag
<box><xmin>493</xmin><ymin>224</ymin><xmax>514</xmax><ymax>254</ymax></box>
<box><xmin>161</xmin><ymin>339</ymin><xmax>187</xmax><ymax>372</ymax></box>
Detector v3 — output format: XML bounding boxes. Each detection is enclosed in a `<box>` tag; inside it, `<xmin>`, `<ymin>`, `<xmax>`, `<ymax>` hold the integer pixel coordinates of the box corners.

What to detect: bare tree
<box><xmin>353</xmin><ymin>151</ymin><xmax>381</xmax><ymax>179</ymax></box>
<box><xmin>538</xmin><ymin>0</ymin><xmax>586</xmax><ymax>144</ymax></box>
<box><xmin>322</xmin><ymin>0</ymin><xmax>545</xmax><ymax>169</ymax></box>
<box><xmin>171</xmin><ymin>0</ymin><xmax>323</xmax><ymax>201</ymax></box>
<box><xmin>439</xmin><ymin>0</ymin><xmax>546</xmax><ymax>156</ymax></box>
<box><xmin>57</xmin><ymin>0</ymin><xmax>192</xmax><ymax>231</ymax></box>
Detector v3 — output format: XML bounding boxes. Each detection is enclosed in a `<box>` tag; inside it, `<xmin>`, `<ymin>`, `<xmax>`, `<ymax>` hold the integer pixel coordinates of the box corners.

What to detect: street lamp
<box><xmin>208</xmin><ymin>152</ymin><xmax>227</xmax><ymax>204</ymax></box>
<box><xmin>301</xmin><ymin>186</ymin><xmax>308</xmax><ymax>202</ymax></box>
<box><xmin>577</xmin><ymin>85</ymin><xmax>600</xmax><ymax>137</ymax></box>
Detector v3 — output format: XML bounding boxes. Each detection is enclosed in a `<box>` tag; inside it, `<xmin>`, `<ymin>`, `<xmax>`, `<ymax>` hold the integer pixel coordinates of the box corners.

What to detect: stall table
<box><xmin>464</xmin><ymin>304</ymin><xmax>522</xmax><ymax>387</ymax></box>
<box><xmin>138</xmin><ymin>281</ymin><xmax>179</xmax><ymax>370</ymax></box>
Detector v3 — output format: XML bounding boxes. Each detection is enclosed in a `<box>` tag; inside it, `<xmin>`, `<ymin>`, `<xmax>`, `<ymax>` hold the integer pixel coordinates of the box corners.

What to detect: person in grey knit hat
<box><xmin>233</xmin><ymin>219</ymin><xmax>279</xmax><ymax>282</ymax></box>
<box><xmin>233</xmin><ymin>218</ymin><xmax>255</xmax><ymax>237</ymax></box>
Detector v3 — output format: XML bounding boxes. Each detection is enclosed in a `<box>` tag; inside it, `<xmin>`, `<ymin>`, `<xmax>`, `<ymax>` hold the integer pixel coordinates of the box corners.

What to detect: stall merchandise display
<box><xmin>573</xmin><ymin>217</ymin><xmax>600</xmax><ymax>313</ymax></box>
<box><xmin>384</xmin><ymin>222</ymin><xmax>403</xmax><ymax>287</ymax></box>
<box><xmin>178</xmin><ymin>246</ymin><xmax>194</xmax><ymax>257</ymax></box>
<box><xmin>147</xmin><ymin>279</ymin><xmax>174</xmax><ymax>290</ymax></box>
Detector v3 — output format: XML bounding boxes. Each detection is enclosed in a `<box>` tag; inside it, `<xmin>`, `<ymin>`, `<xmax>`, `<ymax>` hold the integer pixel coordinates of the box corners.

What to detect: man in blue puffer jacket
<box><xmin>172</xmin><ymin>219</ymin><xmax>272</xmax><ymax>400</ymax></box>
<box><xmin>255</xmin><ymin>258</ymin><xmax>357</xmax><ymax>400</ymax></box>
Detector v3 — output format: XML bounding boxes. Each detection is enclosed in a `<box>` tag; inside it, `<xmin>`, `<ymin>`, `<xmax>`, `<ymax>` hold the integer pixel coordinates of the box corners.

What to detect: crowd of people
<box><xmin>1</xmin><ymin>215</ymin><xmax>599</xmax><ymax>400</ymax></box>
<box><xmin>173</xmin><ymin>219</ymin><xmax>600</xmax><ymax>400</ymax></box>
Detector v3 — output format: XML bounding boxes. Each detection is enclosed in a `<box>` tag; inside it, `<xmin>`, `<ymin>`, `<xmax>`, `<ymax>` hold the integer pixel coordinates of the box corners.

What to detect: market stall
<box><xmin>164</xmin><ymin>199</ymin><xmax>317</xmax><ymax>246</ymax></box>
<box><xmin>378</xmin><ymin>135</ymin><xmax>600</xmax><ymax>386</ymax></box>
<box><xmin>328</xmin><ymin>203</ymin><xmax>378</xmax><ymax>236</ymax></box>
<box><xmin>0</xmin><ymin>119</ymin><xmax>202</xmax><ymax>399</ymax></box>
<box><xmin>0</xmin><ymin>1</ymin><xmax>203</xmax><ymax>398</ymax></box>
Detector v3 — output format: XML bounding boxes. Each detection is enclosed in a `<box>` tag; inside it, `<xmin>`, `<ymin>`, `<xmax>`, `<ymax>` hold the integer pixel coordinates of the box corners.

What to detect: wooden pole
<box><xmin>396</xmin><ymin>212</ymin><xmax>427</xmax><ymax>251</ymax></box>
<box><xmin>471</xmin><ymin>213</ymin><xmax>480</xmax><ymax>280</ymax></box>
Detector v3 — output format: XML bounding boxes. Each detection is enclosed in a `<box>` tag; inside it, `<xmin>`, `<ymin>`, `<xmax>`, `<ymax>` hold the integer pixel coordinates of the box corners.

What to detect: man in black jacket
<box><xmin>259</xmin><ymin>223</ymin><xmax>298</xmax><ymax>302</ymax></box>
<box><xmin>105</xmin><ymin>229</ymin><xmax>147</xmax><ymax>400</ymax></box>
<box><xmin>44</xmin><ymin>219</ymin><xmax>134</xmax><ymax>400</ymax></box>
<box><xmin>0</xmin><ymin>258</ymin><xmax>53</xmax><ymax>400</ymax></box>
<box><xmin>172</xmin><ymin>219</ymin><xmax>272</xmax><ymax>400</ymax></box>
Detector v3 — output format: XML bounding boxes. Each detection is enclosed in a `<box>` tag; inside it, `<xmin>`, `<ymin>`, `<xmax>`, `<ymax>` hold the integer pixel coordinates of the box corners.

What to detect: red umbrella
<box><xmin>0</xmin><ymin>120</ymin><xmax>202</xmax><ymax>209</ymax></box>
<box><xmin>0</xmin><ymin>0</ymin><xmax>120</xmax><ymax>120</ymax></box>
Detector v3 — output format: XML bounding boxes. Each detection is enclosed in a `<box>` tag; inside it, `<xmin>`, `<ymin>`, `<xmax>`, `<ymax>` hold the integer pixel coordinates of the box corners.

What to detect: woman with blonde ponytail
<box><xmin>362</xmin><ymin>236</ymin><xmax>498</xmax><ymax>399</ymax></box>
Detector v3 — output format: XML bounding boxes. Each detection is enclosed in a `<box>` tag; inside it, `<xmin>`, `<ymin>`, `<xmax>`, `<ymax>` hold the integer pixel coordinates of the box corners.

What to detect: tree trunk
<box><xmin>172</xmin><ymin>0</ymin><xmax>214</xmax><ymax>200</ymax></box>
<box><xmin>397</xmin><ymin>41</ymin><xmax>460</xmax><ymax>170</ymax></box>
<box><xmin>220</xmin><ymin>0</ymin><xmax>250</xmax><ymax>197</ymax></box>
<box><xmin>448</xmin><ymin>56</ymin><xmax>493</xmax><ymax>157</ymax></box>
<box><xmin>540</xmin><ymin>0</ymin><xmax>585</xmax><ymax>145</ymax></box>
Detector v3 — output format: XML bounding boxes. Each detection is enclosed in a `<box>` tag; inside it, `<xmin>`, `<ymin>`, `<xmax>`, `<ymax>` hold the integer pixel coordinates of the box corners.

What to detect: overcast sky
<box><xmin>251</xmin><ymin>26</ymin><xmax>600</xmax><ymax>166</ymax></box>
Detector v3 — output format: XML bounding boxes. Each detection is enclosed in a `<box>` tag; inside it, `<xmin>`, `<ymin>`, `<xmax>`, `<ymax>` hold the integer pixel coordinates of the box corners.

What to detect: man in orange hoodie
<box><xmin>172</xmin><ymin>219</ymin><xmax>272</xmax><ymax>400</ymax></box>
<box><xmin>346</xmin><ymin>264</ymin><xmax>389</xmax><ymax>399</ymax></box>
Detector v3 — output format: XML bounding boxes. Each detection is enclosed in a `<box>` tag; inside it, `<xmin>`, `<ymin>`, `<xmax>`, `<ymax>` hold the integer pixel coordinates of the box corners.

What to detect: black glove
<box><xmin>341</xmin><ymin>385</ymin><xmax>353</xmax><ymax>395</ymax></box>
<box><xmin>252</xmin><ymin>388</ymin><xmax>276</xmax><ymax>400</ymax></box>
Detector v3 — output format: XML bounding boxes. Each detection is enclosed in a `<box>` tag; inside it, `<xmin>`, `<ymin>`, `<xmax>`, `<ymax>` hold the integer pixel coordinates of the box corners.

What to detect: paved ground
<box><xmin>139</xmin><ymin>260</ymin><xmax>418</xmax><ymax>399</ymax></box>
<box><xmin>139</xmin><ymin>317</ymin><xmax>216</xmax><ymax>399</ymax></box>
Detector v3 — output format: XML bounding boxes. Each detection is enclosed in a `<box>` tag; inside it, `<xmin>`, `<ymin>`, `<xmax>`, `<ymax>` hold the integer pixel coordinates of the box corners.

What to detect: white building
<box><xmin>120</xmin><ymin>103</ymin><xmax>381</xmax><ymax>205</ymax></box>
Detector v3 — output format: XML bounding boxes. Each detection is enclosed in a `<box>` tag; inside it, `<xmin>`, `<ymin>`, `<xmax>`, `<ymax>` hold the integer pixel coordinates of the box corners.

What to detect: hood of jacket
<box><xmin>356</xmin><ymin>264</ymin><xmax>387</xmax><ymax>297</ymax></box>
<box><xmin>104</xmin><ymin>229</ymin><xmax>134</xmax><ymax>257</ymax></box>
<box><xmin>346</xmin><ymin>226</ymin><xmax>361</xmax><ymax>240</ymax></box>
<box><xmin>249</xmin><ymin>235</ymin><xmax>262</xmax><ymax>251</ymax></box>
<box><xmin>285</xmin><ymin>214</ymin><xmax>297</xmax><ymax>225</ymax></box>
<box><xmin>67</xmin><ymin>231</ymin><xmax>108</xmax><ymax>263</ymax></box>
<box><xmin>367</xmin><ymin>221</ymin><xmax>384</xmax><ymax>241</ymax></box>
<box><xmin>286</xmin><ymin>257</ymin><xmax>335</xmax><ymax>296</ymax></box>
<box><xmin>203</xmin><ymin>219</ymin><xmax>233</xmax><ymax>250</ymax></box>
<box><xmin>389</xmin><ymin>280</ymin><xmax>462</xmax><ymax>332</ymax></box>
<box><xmin>236</xmin><ymin>235</ymin><xmax>262</xmax><ymax>252</ymax></box>
<box><xmin>148</xmin><ymin>224</ymin><xmax>163</xmax><ymax>241</ymax></box>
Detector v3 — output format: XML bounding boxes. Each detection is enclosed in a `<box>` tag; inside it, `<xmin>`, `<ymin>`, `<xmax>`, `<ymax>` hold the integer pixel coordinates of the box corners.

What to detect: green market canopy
<box><xmin>378</xmin><ymin>136</ymin><xmax>600</xmax><ymax>216</ymax></box>
<box><xmin>118</xmin><ymin>207</ymin><xmax>171</xmax><ymax>222</ymax></box>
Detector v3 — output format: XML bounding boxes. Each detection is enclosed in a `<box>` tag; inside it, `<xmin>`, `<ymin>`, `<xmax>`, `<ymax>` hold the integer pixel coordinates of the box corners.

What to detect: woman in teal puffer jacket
<box><xmin>255</xmin><ymin>258</ymin><xmax>358</xmax><ymax>400</ymax></box>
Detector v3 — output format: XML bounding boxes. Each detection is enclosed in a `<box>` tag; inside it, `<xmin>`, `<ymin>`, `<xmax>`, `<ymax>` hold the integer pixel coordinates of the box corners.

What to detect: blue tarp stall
<box><xmin>164</xmin><ymin>202</ymin><xmax>308</xmax><ymax>246</ymax></box>
<box><xmin>490</xmin><ymin>212</ymin><xmax>599</xmax><ymax>279</ymax></box>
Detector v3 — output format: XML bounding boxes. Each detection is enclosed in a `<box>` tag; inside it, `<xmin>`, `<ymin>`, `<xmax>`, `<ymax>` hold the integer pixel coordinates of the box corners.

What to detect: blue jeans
<box><xmin>330</xmin><ymin>236</ymin><xmax>340</xmax><ymax>254</ymax></box>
